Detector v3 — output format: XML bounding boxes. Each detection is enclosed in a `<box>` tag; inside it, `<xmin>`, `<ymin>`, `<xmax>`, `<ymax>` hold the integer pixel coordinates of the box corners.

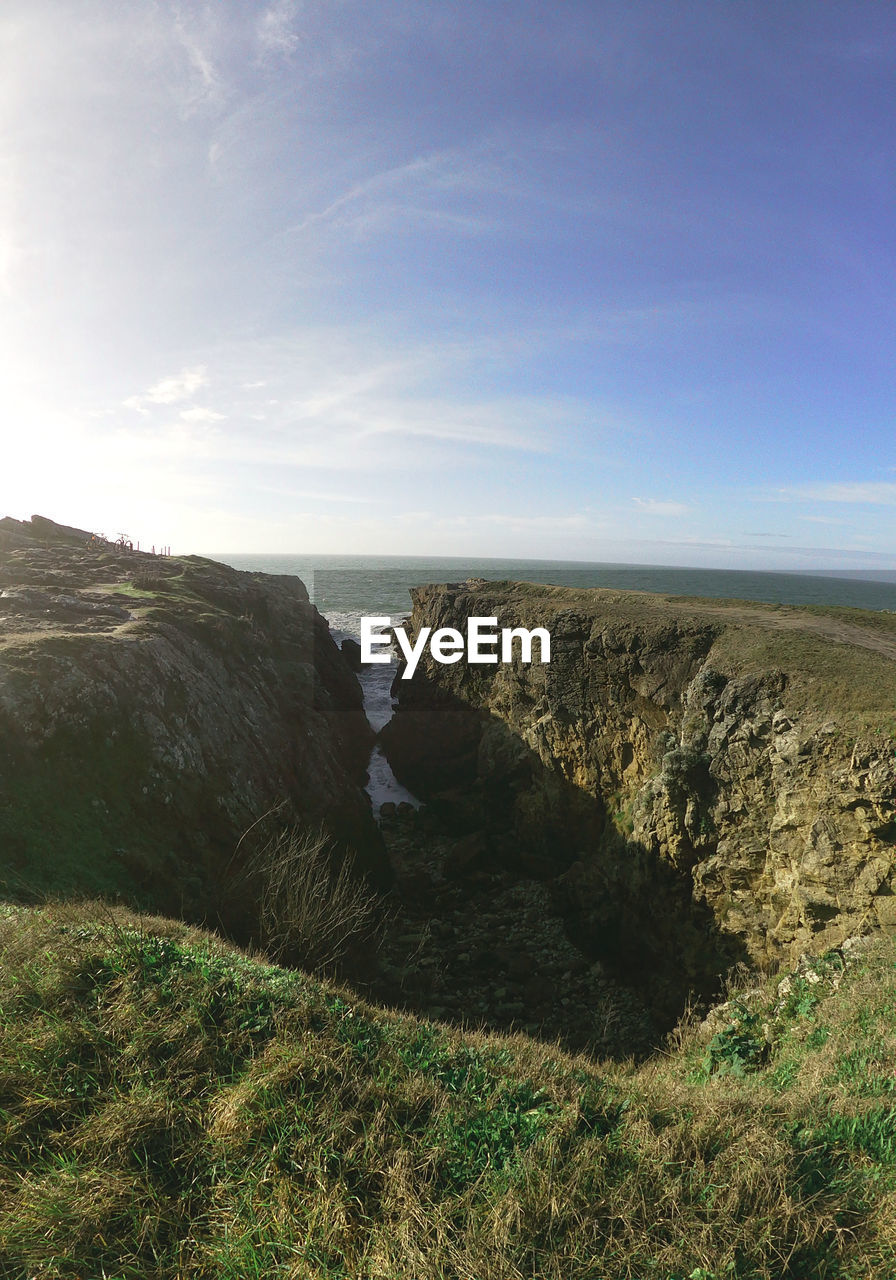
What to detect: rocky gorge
<box><xmin>379</xmin><ymin>579</ymin><xmax>896</xmax><ymax>1041</ymax></box>
<box><xmin>3</xmin><ymin>517</ymin><xmax>896</xmax><ymax>1059</ymax></box>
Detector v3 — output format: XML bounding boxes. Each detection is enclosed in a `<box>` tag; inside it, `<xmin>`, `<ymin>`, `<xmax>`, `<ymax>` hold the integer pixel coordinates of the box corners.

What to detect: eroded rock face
<box><xmin>381</xmin><ymin>581</ymin><xmax>896</xmax><ymax>975</ymax></box>
<box><xmin>0</xmin><ymin>518</ymin><xmax>388</xmax><ymax>926</ymax></box>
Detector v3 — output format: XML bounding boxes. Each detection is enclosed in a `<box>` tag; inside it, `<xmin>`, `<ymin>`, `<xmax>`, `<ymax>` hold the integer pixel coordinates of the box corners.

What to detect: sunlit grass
<box><xmin>2</xmin><ymin>904</ymin><xmax>896</xmax><ymax>1277</ymax></box>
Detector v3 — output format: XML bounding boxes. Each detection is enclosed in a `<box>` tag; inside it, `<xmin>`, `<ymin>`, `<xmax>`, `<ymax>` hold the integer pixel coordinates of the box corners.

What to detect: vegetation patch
<box><xmin>3</xmin><ymin>906</ymin><xmax>896</xmax><ymax>1277</ymax></box>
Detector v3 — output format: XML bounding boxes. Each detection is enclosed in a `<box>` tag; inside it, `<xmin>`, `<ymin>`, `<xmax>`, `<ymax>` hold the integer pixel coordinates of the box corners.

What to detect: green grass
<box><xmin>4</xmin><ymin>906</ymin><xmax>896</xmax><ymax>1277</ymax></box>
<box><xmin>435</xmin><ymin>579</ymin><xmax>896</xmax><ymax>734</ymax></box>
<box><xmin>0</xmin><ymin>719</ymin><xmax>228</xmax><ymax>910</ymax></box>
<box><xmin>709</xmin><ymin>625</ymin><xmax>896</xmax><ymax>728</ymax></box>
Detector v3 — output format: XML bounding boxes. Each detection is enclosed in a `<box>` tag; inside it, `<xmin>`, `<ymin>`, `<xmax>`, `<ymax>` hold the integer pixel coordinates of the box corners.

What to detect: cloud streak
<box><xmin>632</xmin><ymin>497</ymin><xmax>692</xmax><ymax>517</ymax></box>
<box><xmin>111</xmin><ymin>328</ymin><xmax>605</xmax><ymax>470</ymax></box>
<box><xmin>124</xmin><ymin>367</ymin><xmax>210</xmax><ymax>413</ymax></box>
<box><xmin>774</xmin><ymin>483</ymin><xmax>896</xmax><ymax>506</ymax></box>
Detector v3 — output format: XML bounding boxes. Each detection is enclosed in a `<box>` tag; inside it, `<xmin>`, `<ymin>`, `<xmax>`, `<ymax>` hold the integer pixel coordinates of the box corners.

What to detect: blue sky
<box><xmin>1</xmin><ymin>0</ymin><xmax>894</xmax><ymax>566</ymax></box>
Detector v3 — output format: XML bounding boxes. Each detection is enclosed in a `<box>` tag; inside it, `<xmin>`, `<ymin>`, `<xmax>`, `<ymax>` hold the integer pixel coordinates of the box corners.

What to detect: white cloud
<box><xmin>442</xmin><ymin>512</ymin><xmax>594</xmax><ymax>531</ymax></box>
<box><xmin>196</xmin><ymin>329</ymin><xmax>588</xmax><ymax>460</ymax></box>
<box><xmin>632</xmin><ymin>497</ymin><xmax>692</xmax><ymax>517</ymax></box>
<box><xmin>124</xmin><ymin>366</ymin><xmax>209</xmax><ymax>413</ymax></box>
<box><xmin>171</xmin><ymin>14</ymin><xmax>227</xmax><ymax>114</ymax></box>
<box><xmin>342</xmin><ymin>398</ymin><xmax>553</xmax><ymax>451</ymax></box>
<box><xmin>180</xmin><ymin>406</ymin><xmax>224</xmax><ymax>423</ymax></box>
<box><xmin>257</xmin><ymin>1</ymin><xmax>300</xmax><ymax>59</ymax></box>
<box><xmin>284</xmin><ymin>145</ymin><xmax>531</xmax><ymax>243</ymax></box>
<box><xmin>99</xmin><ymin>329</ymin><xmax>590</xmax><ymax>479</ymax></box>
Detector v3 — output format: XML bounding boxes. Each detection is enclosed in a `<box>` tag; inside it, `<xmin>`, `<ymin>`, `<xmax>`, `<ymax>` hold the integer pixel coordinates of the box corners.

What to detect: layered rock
<box><xmin>381</xmin><ymin>580</ymin><xmax>896</xmax><ymax>980</ymax></box>
<box><xmin>0</xmin><ymin>517</ymin><xmax>388</xmax><ymax>927</ymax></box>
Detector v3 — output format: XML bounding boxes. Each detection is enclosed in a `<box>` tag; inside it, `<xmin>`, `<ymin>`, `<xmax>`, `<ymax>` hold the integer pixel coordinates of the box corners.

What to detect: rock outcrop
<box><xmin>0</xmin><ymin>517</ymin><xmax>388</xmax><ymax>928</ymax></box>
<box><xmin>381</xmin><ymin>580</ymin><xmax>896</xmax><ymax>987</ymax></box>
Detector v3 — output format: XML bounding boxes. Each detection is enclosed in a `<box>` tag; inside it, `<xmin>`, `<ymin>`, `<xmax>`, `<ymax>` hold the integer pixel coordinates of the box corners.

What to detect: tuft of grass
<box><xmin>233</xmin><ymin>823</ymin><xmax>385</xmax><ymax>975</ymax></box>
<box><xmin>4</xmin><ymin>905</ymin><xmax>896</xmax><ymax>1276</ymax></box>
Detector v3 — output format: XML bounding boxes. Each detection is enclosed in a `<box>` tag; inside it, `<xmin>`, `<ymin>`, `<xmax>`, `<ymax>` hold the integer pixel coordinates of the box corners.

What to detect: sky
<box><xmin>1</xmin><ymin>0</ymin><xmax>895</xmax><ymax>568</ymax></box>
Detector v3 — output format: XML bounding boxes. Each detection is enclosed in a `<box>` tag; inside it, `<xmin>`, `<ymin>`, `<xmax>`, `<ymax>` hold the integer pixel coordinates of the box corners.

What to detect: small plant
<box><xmin>698</xmin><ymin>1000</ymin><xmax>767</xmax><ymax>1079</ymax></box>
<box><xmin>238</xmin><ymin>824</ymin><xmax>383</xmax><ymax>976</ymax></box>
<box><xmin>778</xmin><ymin>975</ymin><xmax>822</xmax><ymax>1021</ymax></box>
<box><xmin>661</xmin><ymin>743</ymin><xmax>712</xmax><ymax>791</ymax></box>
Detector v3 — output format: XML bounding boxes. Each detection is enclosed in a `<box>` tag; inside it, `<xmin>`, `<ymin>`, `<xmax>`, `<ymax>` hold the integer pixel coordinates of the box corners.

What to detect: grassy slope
<box><xmin>3</xmin><ymin>905</ymin><xmax>896</xmax><ymax>1279</ymax></box>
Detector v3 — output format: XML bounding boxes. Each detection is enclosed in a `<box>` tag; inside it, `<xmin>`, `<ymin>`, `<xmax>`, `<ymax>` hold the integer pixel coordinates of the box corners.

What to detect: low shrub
<box><xmin>238</xmin><ymin>824</ymin><xmax>383</xmax><ymax>975</ymax></box>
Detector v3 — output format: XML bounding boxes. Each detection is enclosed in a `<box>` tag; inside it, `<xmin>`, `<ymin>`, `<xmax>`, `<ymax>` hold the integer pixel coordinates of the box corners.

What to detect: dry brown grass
<box><xmin>234</xmin><ymin>822</ymin><xmax>386</xmax><ymax>975</ymax></box>
<box><xmin>2</xmin><ymin>901</ymin><xmax>896</xmax><ymax>1277</ymax></box>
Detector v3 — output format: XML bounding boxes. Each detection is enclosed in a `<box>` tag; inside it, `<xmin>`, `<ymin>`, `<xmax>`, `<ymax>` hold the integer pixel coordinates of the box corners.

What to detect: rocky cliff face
<box><xmin>0</xmin><ymin>517</ymin><xmax>388</xmax><ymax>926</ymax></box>
<box><xmin>381</xmin><ymin>580</ymin><xmax>896</xmax><ymax>985</ymax></box>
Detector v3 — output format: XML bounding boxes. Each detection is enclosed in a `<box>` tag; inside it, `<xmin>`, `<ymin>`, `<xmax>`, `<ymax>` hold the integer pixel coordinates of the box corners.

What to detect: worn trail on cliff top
<box><xmin>659</xmin><ymin>596</ymin><xmax>896</xmax><ymax>661</ymax></box>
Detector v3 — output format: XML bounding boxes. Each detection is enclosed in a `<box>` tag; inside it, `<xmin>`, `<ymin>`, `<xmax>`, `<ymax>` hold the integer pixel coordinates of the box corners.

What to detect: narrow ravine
<box><xmin>319</xmin><ymin>629</ymin><xmax>662</xmax><ymax>1058</ymax></box>
<box><xmin>329</xmin><ymin>626</ymin><xmax>421</xmax><ymax>816</ymax></box>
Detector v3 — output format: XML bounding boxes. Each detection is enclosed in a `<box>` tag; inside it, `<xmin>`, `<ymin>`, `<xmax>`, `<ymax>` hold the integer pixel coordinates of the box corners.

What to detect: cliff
<box><xmin>0</xmin><ymin>517</ymin><xmax>388</xmax><ymax>924</ymax></box>
<box><xmin>381</xmin><ymin>580</ymin><xmax>896</xmax><ymax>987</ymax></box>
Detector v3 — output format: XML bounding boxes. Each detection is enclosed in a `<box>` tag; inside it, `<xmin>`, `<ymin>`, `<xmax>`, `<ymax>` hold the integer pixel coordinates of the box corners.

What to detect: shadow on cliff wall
<box><xmin>379</xmin><ymin>674</ymin><xmax>749</xmax><ymax>1042</ymax></box>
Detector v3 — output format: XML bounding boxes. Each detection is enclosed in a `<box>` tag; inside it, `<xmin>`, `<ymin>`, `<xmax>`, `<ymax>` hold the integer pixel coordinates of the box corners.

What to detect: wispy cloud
<box><xmin>286</xmin><ymin>150</ymin><xmax>500</xmax><ymax>240</ymax></box>
<box><xmin>438</xmin><ymin>512</ymin><xmax>594</xmax><ymax>531</ymax></box>
<box><xmin>632</xmin><ymin>497</ymin><xmax>692</xmax><ymax>517</ymax></box>
<box><xmin>107</xmin><ymin>333</ymin><xmax>585</xmax><ymax>474</ymax></box>
<box><xmin>257</xmin><ymin>1</ymin><xmax>300</xmax><ymax>60</ymax></box>
<box><xmin>180</xmin><ymin>406</ymin><xmax>224</xmax><ymax>423</ymax></box>
<box><xmin>344</xmin><ymin>398</ymin><xmax>554</xmax><ymax>450</ymax></box>
<box><xmin>171</xmin><ymin>13</ymin><xmax>227</xmax><ymax>114</ymax></box>
<box><xmin>282</xmin><ymin>133</ymin><xmax>603</xmax><ymax>244</ymax></box>
<box><xmin>774</xmin><ymin>483</ymin><xmax>896</xmax><ymax>506</ymax></box>
<box><xmin>124</xmin><ymin>366</ymin><xmax>209</xmax><ymax>413</ymax></box>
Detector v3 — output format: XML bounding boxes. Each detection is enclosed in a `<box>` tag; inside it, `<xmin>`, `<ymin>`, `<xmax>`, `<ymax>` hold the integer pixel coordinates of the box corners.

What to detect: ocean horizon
<box><xmin>213</xmin><ymin>554</ymin><xmax>896</xmax><ymax>640</ymax></box>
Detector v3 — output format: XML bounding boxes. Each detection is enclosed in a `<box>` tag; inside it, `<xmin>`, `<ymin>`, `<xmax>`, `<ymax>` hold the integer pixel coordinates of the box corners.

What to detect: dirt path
<box><xmin>664</xmin><ymin>599</ymin><xmax>896</xmax><ymax>662</ymax></box>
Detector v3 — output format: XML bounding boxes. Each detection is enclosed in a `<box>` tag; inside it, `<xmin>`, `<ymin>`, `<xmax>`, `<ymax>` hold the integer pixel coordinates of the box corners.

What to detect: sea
<box><xmin>215</xmin><ymin>555</ymin><xmax>896</xmax><ymax>631</ymax></box>
<box><xmin>213</xmin><ymin>555</ymin><xmax>896</xmax><ymax>813</ymax></box>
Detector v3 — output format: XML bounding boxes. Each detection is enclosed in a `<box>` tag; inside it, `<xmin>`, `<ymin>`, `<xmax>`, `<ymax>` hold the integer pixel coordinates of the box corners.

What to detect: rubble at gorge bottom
<box><xmin>361</xmin><ymin>805</ymin><xmax>674</xmax><ymax>1061</ymax></box>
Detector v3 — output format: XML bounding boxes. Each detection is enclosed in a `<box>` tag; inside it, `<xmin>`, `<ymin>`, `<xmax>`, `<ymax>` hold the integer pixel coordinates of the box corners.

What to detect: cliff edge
<box><xmin>381</xmin><ymin>579</ymin><xmax>896</xmax><ymax>980</ymax></box>
<box><xmin>0</xmin><ymin>516</ymin><xmax>388</xmax><ymax>923</ymax></box>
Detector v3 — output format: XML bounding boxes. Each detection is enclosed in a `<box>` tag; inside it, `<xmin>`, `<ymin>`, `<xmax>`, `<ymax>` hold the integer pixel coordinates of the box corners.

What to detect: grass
<box><xmin>707</xmin><ymin>625</ymin><xmax>896</xmax><ymax>728</ymax></box>
<box><xmin>232</xmin><ymin>823</ymin><xmax>385</xmax><ymax>973</ymax></box>
<box><xmin>4</xmin><ymin>905</ymin><xmax>896</xmax><ymax>1277</ymax></box>
<box><xmin>430</xmin><ymin>579</ymin><xmax>896</xmax><ymax>733</ymax></box>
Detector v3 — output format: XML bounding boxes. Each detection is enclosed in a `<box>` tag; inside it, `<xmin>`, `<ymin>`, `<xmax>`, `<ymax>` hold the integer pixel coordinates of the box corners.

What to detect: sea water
<box><xmin>214</xmin><ymin>555</ymin><xmax>896</xmax><ymax>630</ymax></box>
<box><xmin>213</xmin><ymin>555</ymin><xmax>896</xmax><ymax>811</ymax></box>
